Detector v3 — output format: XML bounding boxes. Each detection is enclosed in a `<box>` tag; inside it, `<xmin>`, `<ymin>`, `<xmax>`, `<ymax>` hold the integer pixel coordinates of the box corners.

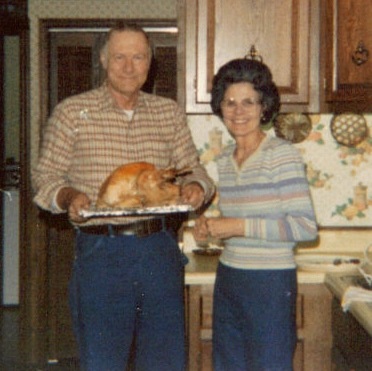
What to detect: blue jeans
<box><xmin>69</xmin><ymin>229</ymin><xmax>187</xmax><ymax>371</ymax></box>
<box><xmin>213</xmin><ymin>263</ymin><xmax>297</xmax><ymax>371</ymax></box>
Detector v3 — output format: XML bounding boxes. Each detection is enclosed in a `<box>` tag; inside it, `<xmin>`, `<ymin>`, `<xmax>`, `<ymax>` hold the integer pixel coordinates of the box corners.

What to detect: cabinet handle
<box><xmin>351</xmin><ymin>41</ymin><xmax>369</xmax><ymax>66</ymax></box>
<box><xmin>245</xmin><ymin>45</ymin><xmax>263</xmax><ymax>63</ymax></box>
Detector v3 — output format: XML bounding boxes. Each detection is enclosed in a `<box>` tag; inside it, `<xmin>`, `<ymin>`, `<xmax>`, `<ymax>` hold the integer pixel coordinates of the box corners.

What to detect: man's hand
<box><xmin>181</xmin><ymin>182</ymin><xmax>205</xmax><ymax>209</ymax></box>
<box><xmin>57</xmin><ymin>187</ymin><xmax>91</xmax><ymax>223</ymax></box>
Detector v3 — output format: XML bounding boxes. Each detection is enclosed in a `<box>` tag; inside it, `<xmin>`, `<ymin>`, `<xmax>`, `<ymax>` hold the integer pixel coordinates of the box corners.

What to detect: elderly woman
<box><xmin>194</xmin><ymin>59</ymin><xmax>318</xmax><ymax>371</ymax></box>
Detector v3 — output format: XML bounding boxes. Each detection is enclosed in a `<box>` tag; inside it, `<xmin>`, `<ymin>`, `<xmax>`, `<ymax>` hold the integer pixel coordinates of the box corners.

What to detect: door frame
<box><xmin>39</xmin><ymin>18</ymin><xmax>180</xmax><ymax>128</ymax></box>
<box><xmin>0</xmin><ymin>19</ymin><xmax>29</xmax><ymax>308</ymax></box>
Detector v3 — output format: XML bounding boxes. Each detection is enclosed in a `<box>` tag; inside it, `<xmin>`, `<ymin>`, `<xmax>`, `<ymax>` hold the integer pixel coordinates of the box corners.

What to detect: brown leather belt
<box><xmin>78</xmin><ymin>218</ymin><xmax>165</xmax><ymax>238</ymax></box>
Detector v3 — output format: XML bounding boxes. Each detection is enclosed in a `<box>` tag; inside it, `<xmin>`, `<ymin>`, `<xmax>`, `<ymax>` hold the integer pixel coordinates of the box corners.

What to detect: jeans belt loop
<box><xmin>161</xmin><ymin>217</ymin><xmax>166</xmax><ymax>231</ymax></box>
<box><xmin>108</xmin><ymin>224</ymin><xmax>115</xmax><ymax>238</ymax></box>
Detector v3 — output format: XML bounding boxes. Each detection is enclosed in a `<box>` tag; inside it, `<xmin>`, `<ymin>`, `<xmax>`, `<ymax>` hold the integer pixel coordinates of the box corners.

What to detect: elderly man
<box><xmin>32</xmin><ymin>23</ymin><xmax>215</xmax><ymax>371</ymax></box>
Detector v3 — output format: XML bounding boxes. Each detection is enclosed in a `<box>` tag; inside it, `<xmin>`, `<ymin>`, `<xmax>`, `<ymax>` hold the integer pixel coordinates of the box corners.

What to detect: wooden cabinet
<box><xmin>185</xmin><ymin>283</ymin><xmax>333</xmax><ymax>371</ymax></box>
<box><xmin>324</xmin><ymin>0</ymin><xmax>372</xmax><ymax>112</ymax></box>
<box><xmin>179</xmin><ymin>0</ymin><xmax>320</xmax><ymax>113</ymax></box>
<box><xmin>331</xmin><ymin>298</ymin><xmax>372</xmax><ymax>370</ymax></box>
<box><xmin>185</xmin><ymin>285</ymin><xmax>214</xmax><ymax>371</ymax></box>
<box><xmin>295</xmin><ymin>284</ymin><xmax>333</xmax><ymax>371</ymax></box>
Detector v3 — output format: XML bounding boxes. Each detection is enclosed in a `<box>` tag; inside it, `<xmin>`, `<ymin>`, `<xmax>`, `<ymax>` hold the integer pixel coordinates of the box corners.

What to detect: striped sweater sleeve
<box><xmin>244</xmin><ymin>156</ymin><xmax>318</xmax><ymax>242</ymax></box>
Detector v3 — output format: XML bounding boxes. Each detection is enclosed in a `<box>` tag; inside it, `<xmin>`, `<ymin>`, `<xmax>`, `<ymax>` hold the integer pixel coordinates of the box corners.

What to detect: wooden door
<box><xmin>46</xmin><ymin>31</ymin><xmax>101</xmax><ymax>363</ymax></box>
<box><xmin>182</xmin><ymin>0</ymin><xmax>319</xmax><ymax>113</ymax></box>
<box><xmin>324</xmin><ymin>0</ymin><xmax>372</xmax><ymax>112</ymax></box>
<box><xmin>49</xmin><ymin>32</ymin><xmax>104</xmax><ymax>111</ymax></box>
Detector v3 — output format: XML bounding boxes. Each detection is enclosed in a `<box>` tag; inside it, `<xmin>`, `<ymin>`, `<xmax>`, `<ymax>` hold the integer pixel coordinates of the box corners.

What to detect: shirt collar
<box><xmin>97</xmin><ymin>81</ymin><xmax>148</xmax><ymax>112</ymax></box>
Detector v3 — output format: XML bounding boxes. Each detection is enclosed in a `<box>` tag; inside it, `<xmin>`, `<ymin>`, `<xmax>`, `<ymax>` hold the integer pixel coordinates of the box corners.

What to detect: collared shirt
<box><xmin>32</xmin><ymin>83</ymin><xmax>215</xmax><ymax>226</ymax></box>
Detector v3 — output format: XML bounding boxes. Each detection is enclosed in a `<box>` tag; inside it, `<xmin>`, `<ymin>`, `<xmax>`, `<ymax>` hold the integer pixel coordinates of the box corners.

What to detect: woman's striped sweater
<box><xmin>217</xmin><ymin>135</ymin><xmax>318</xmax><ymax>270</ymax></box>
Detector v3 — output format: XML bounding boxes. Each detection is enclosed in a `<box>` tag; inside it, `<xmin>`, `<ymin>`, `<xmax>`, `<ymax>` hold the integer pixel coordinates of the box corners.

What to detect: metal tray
<box><xmin>79</xmin><ymin>204</ymin><xmax>194</xmax><ymax>218</ymax></box>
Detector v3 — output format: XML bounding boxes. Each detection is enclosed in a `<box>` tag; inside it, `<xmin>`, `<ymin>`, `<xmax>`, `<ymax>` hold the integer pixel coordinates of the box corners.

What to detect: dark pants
<box><xmin>213</xmin><ymin>263</ymin><xmax>297</xmax><ymax>371</ymax></box>
<box><xmin>69</xmin><ymin>229</ymin><xmax>187</xmax><ymax>371</ymax></box>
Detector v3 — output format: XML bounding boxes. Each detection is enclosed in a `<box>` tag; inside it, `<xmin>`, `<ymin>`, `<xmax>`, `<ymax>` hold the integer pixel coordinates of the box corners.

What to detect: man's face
<box><xmin>101</xmin><ymin>30</ymin><xmax>151</xmax><ymax>98</ymax></box>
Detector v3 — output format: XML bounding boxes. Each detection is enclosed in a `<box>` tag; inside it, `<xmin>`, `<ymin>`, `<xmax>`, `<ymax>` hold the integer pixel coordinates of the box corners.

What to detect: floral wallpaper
<box><xmin>188</xmin><ymin>114</ymin><xmax>372</xmax><ymax>227</ymax></box>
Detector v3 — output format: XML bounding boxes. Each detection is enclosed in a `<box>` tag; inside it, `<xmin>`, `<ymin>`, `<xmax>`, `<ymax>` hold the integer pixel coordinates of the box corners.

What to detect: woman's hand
<box><xmin>194</xmin><ymin>216</ymin><xmax>245</xmax><ymax>240</ymax></box>
<box><xmin>193</xmin><ymin>215</ymin><xmax>210</xmax><ymax>243</ymax></box>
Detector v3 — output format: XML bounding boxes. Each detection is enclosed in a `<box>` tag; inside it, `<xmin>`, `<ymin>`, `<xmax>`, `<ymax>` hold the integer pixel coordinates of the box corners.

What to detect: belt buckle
<box><xmin>118</xmin><ymin>222</ymin><xmax>145</xmax><ymax>237</ymax></box>
<box><xmin>114</xmin><ymin>219</ymin><xmax>161</xmax><ymax>238</ymax></box>
<box><xmin>120</xmin><ymin>229</ymin><xmax>137</xmax><ymax>236</ymax></box>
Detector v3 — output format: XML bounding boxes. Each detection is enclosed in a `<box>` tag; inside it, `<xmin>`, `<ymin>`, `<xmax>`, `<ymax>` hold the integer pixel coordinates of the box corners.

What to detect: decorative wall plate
<box><xmin>274</xmin><ymin>113</ymin><xmax>312</xmax><ymax>143</ymax></box>
<box><xmin>330</xmin><ymin>113</ymin><xmax>368</xmax><ymax>147</ymax></box>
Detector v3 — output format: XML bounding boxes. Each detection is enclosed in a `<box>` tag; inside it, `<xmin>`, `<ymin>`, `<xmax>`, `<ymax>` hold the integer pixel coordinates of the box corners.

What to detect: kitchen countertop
<box><xmin>183</xmin><ymin>251</ymin><xmax>347</xmax><ymax>285</ymax></box>
<box><xmin>325</xmin><ymin>272</ymin><xmax>372</xmax><ymax>337</ymax></box>
<box><xmin>184</xmin><ymin>252</ymin><xmax>219</xmax><ymax>285</ymax></box>
<box><xmin>182</xmin><ymin>228</ymin><xmax>365</xmax><ymax>286</ymax></box>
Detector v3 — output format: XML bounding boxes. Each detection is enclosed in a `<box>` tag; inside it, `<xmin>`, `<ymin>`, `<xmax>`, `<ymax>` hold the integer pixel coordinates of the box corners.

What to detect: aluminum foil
<box><xmin>80</xmin><ymin>204</ymin><xmax>193</xmax><ymax>218</ymax></box>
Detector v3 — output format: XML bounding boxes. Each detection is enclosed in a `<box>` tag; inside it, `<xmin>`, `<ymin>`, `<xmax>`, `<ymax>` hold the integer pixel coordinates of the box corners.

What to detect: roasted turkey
<box><xmin>96</xmin><ymin>162</ymin><xmax>191</xmax><ymax>208</ymax></box>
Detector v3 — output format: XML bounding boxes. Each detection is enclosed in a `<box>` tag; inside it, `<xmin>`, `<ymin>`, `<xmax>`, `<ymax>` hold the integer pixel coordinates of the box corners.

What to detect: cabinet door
<box><xmin>186</xmin><ymin>283</ymin><xmax>332</xmax><ymax>371</ymax></box>
<box><xmin>183</xmin><ymin>0</ymin><xmax>317</xmax><ymax>113</ymax></box>
<box><xmin>325</xmin><ymin>0</ymin><xmax>372</xmax><ymax>112</ymax></box>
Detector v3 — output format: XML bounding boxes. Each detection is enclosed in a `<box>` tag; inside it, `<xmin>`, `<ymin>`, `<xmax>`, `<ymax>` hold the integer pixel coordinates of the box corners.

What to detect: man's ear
<box><xmin>100</xmin><ymin>52</ymin><xmax>108</xmax><ymax>69</ymax></box>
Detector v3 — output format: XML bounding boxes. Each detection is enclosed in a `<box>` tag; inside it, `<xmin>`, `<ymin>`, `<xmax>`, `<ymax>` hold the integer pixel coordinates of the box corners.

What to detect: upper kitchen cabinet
<box><xmin>179</xmin><ymin>0</ymin><xmax>320</xmax><ymax>114</ymax></box>
<box><xmin>324</xmin><ymin>0</ymin><xmax>372</xmax><ymax>112</ymax></box>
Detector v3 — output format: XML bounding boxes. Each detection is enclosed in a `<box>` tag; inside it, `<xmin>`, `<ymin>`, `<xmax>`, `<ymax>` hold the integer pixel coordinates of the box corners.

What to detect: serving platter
<box><xmin>80</xmin><ymin>204</ymin><xmax>194</xmax><ymax>218</ymax></box>
<box><xmin>295</xmin><ymin>254</ymin><xmax>361</xmax><ymax>273</ymax></box>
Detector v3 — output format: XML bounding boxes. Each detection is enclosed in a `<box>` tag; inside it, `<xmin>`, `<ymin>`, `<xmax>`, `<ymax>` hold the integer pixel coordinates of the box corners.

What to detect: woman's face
<box><xmin>220</xmin><ymin>82</ymin><xmax>264</xmax><ymax>139</ymax></box>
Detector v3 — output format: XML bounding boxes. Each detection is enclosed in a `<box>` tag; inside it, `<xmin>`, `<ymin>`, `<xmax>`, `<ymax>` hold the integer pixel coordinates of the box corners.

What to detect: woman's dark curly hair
<box><xmin>211</xmin><ymin>59</ymin><xmax>280</xmax><ymax>124</ymax></box>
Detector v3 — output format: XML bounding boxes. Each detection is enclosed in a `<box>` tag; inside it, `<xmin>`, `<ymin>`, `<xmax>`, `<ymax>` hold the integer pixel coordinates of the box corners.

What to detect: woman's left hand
<box><xmin>206</xmin><ymin>217</ymin><xmax>245</xmax><ymax>239</ymax></box>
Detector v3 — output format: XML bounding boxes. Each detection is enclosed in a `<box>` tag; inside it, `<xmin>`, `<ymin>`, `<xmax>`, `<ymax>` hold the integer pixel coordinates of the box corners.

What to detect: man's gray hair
<box><xmin>100</xmin><ymin>23</ymin><xmax>152</xmax><ymax>59</ymax></box>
